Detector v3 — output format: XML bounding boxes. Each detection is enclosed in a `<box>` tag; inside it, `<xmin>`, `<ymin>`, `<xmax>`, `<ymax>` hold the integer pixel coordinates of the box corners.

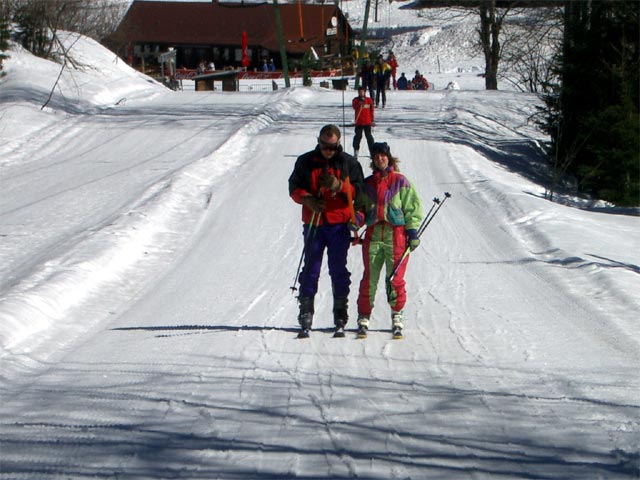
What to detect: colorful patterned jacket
<box><xmin>355</xmin><ymin>166</ymin><xmax>422</xmax><ymax>231</ymax></box>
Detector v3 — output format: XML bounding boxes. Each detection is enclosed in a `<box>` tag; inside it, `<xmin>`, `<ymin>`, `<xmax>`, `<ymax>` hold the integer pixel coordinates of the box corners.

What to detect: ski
<box><xmin>297</xmin><ymin>329</ymin><xmax>310</xmax><ymax>339</ymax></box>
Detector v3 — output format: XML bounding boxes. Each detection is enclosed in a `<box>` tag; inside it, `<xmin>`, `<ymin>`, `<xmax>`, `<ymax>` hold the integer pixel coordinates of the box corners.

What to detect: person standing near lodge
<box><xmin>412</xmin><ymin>70</ymin><xmax>429</xmax><ymax>90</ymax></box>
<box><xmin>373</xmin><ymin>56</ymin><xmax>391</xmax><ymax>108</ymax></box>
<box><xmin>387</xmin><ymin>51</ymin><xmax>398</xmax><ymax>90</ymax></box>
<box><xmin>359</xmin><ymin>59</ymin><xmax>375</xmax><ymax>100</ymax></box>
<box><xmin>288</xmin><ymin>124</ymin><xmax>365</xmax><ymax>338</ymax></box>
<box><xmin>354</xmin><ymin>141</ymin><xmax>423</xmax><ymax>339</ymax></box>
<box><xmin>352</xmin><ymin>87</ymin><xmax>375</xmax><ymax>159</ymax></box>
<box><xmin>397</xmin><ymin>72</ymin><xmax>410</xmax><ymax>90</ymax></box>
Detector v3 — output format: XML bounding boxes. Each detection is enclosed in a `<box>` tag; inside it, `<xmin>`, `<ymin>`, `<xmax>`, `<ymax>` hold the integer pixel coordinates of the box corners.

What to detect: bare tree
<box><xmin>12</xmin><ymin>0</ymin><xmax>128</xmax><ymax>59</ymax></box>
<box><xmin>411</xmin><ymin>1</ymin><xmax>562</xmax><ymax>91</ymax></box>
<box><xmin>58</xmin><ymin>0</ymin><xmax>129</xmax><ymax>42</ymax></box>
<box><xmin>499</xmin><ymin>7</ymin><xmax>563</xmax><ymax>93</ymax></box>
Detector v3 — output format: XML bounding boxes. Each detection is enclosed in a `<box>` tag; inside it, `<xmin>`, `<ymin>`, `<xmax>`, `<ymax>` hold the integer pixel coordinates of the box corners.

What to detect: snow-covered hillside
<box><xmin>342</xmin><ymin>0</ymin><xmax>485</xmax><ymax>79</ymax></box>
<box><xmin>0</xmin><ymin>19</ymin><xmax>638</xmax><ymax>480</ymax></box>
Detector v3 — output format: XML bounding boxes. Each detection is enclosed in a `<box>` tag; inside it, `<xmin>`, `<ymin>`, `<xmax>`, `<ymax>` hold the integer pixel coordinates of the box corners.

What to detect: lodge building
<box><xmin>107</xmin><ymin>0</ymin><xmax>355</xmax><ymax>74</ymax></box>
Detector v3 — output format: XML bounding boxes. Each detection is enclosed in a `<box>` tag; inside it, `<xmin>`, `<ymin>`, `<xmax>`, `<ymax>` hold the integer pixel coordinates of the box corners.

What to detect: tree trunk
<box><xmin>479</xmin><ymin>0</ymin><xmax>500</xmax><ymax>90</ymax></box>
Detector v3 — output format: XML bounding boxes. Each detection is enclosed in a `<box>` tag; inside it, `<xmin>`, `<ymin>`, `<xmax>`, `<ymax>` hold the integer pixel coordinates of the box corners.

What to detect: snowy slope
<box><xmin>0</xmin><ymin>25</ymin><xmax>639</xmax><ymax>480</ymax></box>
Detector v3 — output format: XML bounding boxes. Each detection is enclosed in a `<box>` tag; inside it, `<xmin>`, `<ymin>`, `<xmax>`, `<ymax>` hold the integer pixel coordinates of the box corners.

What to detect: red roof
<box><xmin>114</xmin><ymin>1</ymin><xmax>351</xmax><ymax>54</ymax></box>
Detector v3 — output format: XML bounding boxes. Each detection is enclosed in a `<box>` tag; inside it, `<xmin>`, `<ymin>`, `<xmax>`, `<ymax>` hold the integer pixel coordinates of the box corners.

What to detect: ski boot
<box><xmin>391</xmin><ymin>311</ymin><xmax>404</xmax><ymax>339</ymax></box>
<box><xmin>297</xmin><ymin>296</ymin><xmax>314</xmax><ymax>339</ymax></box>
<box><xmin>356</xmin><ymin>315</ymin><xmax>369</xmax><ymax>339</ymax></box>
<box><xmin>332</xmin><ymin>296</ymin><xmax>349</xmax><ymax>338</ymax></box>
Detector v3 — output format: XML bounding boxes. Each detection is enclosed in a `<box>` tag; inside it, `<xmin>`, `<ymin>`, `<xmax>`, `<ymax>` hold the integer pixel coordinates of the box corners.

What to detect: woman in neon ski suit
<box><xmin>355</xmin><ymin>142</ymin><xmax>423</xmax><ymax>333</ymax></box>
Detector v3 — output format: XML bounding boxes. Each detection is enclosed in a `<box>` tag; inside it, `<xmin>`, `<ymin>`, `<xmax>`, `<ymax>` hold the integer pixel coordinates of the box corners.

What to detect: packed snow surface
<box><xmin>0</xmin><ymin>17</ymin><xmax>639</xmax><ymax>480</ymax></box>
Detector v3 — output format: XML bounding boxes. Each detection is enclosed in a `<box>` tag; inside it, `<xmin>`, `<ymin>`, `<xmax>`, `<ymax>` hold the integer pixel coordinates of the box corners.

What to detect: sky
<box><xmin>0</xmin><ymin>4</ymin><xmax>639</xmax><ymax>479</ymax></box>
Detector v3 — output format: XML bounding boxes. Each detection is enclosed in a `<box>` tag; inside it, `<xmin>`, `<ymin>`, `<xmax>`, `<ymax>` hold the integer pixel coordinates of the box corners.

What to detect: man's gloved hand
<box><xmin>406</xmin><ymin>229</ymin><xmax>420</xmax><ymax>251</ymax></box>
<box><xmin>319</xmin><ymin>172</ymin><xmax>342</xmax><ymax>193</ymax></box>
<box><xmin>301</xmin><ymin>195</ymin><xmax>325</xmax><ymax>213</ymax></box>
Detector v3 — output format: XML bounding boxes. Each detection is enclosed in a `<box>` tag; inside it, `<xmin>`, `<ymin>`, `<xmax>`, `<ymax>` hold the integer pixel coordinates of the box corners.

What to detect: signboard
<box><xmin>326</xmin><ymin>27</ymin><xmax>337</xmax><ymax>36</ymax></box>
<box><xmin>159</xmin><ymin>49</ymin><xmax>176</xmax><ymax>62</ymax></box>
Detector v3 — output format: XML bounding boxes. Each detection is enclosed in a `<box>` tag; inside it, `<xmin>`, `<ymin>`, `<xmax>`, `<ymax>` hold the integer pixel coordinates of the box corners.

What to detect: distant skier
<box><xmin>352</xmin><ymin>87</ymin><xmax>375</xmax><ymax>158</ymax></box>
<box><xmin>373</xmin><ymin>56</ymin><xmax>392</xmax><ymax>108</ymax></box>
<box><xmin>359</xmin><ymin>59</ymin><xmax>375</xmax><ymax>100</ymax></box>
<box><xmin>288</xmin><ymin>124</ymin><xmax>365</xmax><ymax>337</ymax></box>
<box><xmin>386</xmin><ymin>51</ymin><xmax>399</xmax><ymax>90</ymax></box>
<box><xmin>354</xmin><ymin>142</ymin><xmax>423</xmax><ymax>339</ymax></box>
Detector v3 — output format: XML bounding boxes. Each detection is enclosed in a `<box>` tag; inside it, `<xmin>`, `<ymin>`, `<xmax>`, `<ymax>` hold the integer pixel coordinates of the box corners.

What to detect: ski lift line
<box><xmin>340</xmin><ymin>0</ymin><xmax>346</xmax><ymax>142</ymax></box>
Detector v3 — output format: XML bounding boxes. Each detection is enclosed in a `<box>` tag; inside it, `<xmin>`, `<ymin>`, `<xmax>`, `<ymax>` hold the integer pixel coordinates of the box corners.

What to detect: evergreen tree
<box><xmin>0</xmin><ymin>0</ymin><xmax>11</xmax><ymax>73</ymax></box>
<box><xmin>558</xmin><ymin>0</ymin><xmax>639</xmax><ymax>205</ymax></box>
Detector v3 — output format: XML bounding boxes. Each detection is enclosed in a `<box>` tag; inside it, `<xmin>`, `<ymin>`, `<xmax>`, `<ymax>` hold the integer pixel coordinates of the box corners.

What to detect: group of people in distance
<box><xmin>359</xmin><ymin>52</ymin><xmax>430</xmax><ymax>101</ymax></box>
<box><xmin>397</xmin><ymin>70</ymin><xmax>430</xmax><ymax>90</ymax></box>
<box><xmin>288</xmin><ymin>122</ymin><xmax>423</xmax><ymax>339</ymax></box>
<box><xmin>351</xmin><ymin>62</ymin><xmax>430</xmax><ymax>158</ymax></box>
<box><xmin>358</xmin><ymin>54</ymin><xmax>393</xmax><ymax>108</ymax></box>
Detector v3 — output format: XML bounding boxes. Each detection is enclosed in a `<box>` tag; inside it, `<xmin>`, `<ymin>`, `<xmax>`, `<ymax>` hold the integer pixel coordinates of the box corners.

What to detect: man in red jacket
<box><xmin>352</xmin><ymin>87</ymin><xmax>375</xmax><ymax>159</ymax></box>
<box><xmin>288</xmin><ymin>125</ymin><xmax>365</xmax><ymax>336</ymax></box>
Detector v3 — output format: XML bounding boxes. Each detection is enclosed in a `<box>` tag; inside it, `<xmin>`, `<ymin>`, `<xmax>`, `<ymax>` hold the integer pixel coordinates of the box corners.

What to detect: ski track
<box><xmin>1</xmin><ymin>89</ymin><xmax>638</xmax><ymax>479</ymax></box>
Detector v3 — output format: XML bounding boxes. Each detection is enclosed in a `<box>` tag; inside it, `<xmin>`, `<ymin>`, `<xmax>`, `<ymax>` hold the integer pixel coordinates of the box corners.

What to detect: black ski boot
<box><xmin>297</xmin><ymin>296</ymin><xmax>314</xmax><ymax>339</ymax></box>
<box><xmin>332</xmin><ymin>296</ymin><xmax>349</xmax><ymax>338</ymax></box>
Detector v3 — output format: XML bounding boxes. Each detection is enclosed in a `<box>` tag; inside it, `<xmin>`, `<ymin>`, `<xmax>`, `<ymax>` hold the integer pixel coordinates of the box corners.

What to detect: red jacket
<box><xmin>352</xmin><ymin>96</ymin><xmax>374</xmax><ymax>126</ymax></box>
<box><xmin>289</xmin><ymin>148</ymin><xmax>364</xmax><ymax>225</ymax></box>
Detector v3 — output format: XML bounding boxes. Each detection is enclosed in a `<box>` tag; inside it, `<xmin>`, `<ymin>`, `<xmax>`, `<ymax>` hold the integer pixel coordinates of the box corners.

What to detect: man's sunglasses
<box><xmin>318</xmin><ymin>139</ymin><xmax>340</xmax><ymax>151</ymax></box>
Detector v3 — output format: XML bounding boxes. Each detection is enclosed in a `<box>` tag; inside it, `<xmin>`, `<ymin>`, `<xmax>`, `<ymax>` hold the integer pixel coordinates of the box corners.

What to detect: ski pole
<box><xmin>417</xmin><ymin>191</ymin><xmax>451</xmax><ymax>238</ymax></box>
<box><xmin>290</xmin><ymin>211</ymin><xmax>320</xmax><ymax>293</ymax></box>
<box><xmin>386</xmin><ymin>192</ymin><xmax>451</xmax><ymax>284</ymax></box>
<box><xmin>342</xmin><ymin>162</ymin><xmax>361</xmax><ymax>245</ymax></box>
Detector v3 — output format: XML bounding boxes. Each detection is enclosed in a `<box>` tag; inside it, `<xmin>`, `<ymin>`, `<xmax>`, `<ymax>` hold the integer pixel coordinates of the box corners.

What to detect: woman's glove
<box><xmin>406</xmin><ymin>229</ymin><xmax>420</xmax><ymax>251</ymax></box>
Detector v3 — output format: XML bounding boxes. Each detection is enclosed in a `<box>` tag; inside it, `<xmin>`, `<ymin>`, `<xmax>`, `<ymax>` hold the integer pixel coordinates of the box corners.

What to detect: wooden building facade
<box><xmin>107</xmin><ymin>0</ymin><xmax>354</xmax><ymax>73</ymax></box>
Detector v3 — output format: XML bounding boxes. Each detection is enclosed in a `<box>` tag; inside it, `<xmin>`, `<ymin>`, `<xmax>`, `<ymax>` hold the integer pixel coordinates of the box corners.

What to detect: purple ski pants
<box><xmin>298</xmin><ymin>223</ymin><xmax>352</xmax><ymax>299</ymax></box>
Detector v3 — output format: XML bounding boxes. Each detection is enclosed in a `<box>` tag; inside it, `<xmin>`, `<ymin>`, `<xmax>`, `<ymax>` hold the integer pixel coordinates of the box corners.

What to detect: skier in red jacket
<box><xmin>288</xmin><ymin>124</ymin><xmax>365</xmax><ymax>337</ymax></box>
<box><xmin>352</xmin><ymin>87</ymin><xmax>375</xmax><ymax>159</ymax></box>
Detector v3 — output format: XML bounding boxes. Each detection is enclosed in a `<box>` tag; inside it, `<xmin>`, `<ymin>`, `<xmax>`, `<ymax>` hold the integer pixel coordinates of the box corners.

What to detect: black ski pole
<box><xmin>386</xmin><ymin>192</ymin><xmax>451</xmax><ymax>284</ymax></box>
<box><xmin>417</xmin><ymin>191</ymin><xmax>451</xmax><ymax>238</ymax></box>
<box><xmin>290</xmin><ymin>211</ymin><xmax>320</xmax><ymax>293</ymax></box>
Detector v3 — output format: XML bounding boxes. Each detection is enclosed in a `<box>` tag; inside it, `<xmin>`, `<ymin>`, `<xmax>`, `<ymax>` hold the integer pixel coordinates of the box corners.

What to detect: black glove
<box><xmin>319</xmin><ymin>172</ymin><xmax>342</xmax><ymax>193</ymax></box>
<box><xmin>406</xmin><ymin>229</ymin><xmax>420</xmax><ymax>251</ymax></box>
<box><xmin>301</xmin><ymin>196</ymin><xmax>325</xmax><ymax>213</ymax></box>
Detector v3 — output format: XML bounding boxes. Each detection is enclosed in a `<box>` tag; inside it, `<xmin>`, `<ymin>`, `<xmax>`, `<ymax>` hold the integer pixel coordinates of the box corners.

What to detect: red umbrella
<box><xmin>241</xmin><ymin>31</ymin><xmax>250</xmax><ymax>68</ymax></box>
